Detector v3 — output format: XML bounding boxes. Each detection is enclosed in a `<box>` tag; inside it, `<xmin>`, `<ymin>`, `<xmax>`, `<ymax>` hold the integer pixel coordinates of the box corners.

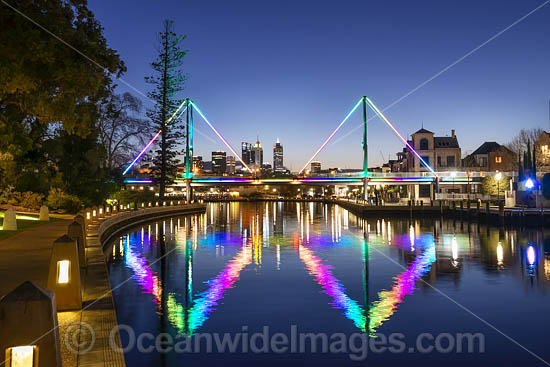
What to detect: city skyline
<box><xmin>89</xmin><ymin>0</ymin><xmax>550</xmax><ymax>169</ymax></box>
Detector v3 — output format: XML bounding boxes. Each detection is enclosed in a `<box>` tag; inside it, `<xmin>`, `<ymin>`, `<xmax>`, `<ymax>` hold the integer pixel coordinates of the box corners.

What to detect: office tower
<box><xmin>212</xmin><ymin>151</ymin><xmax>227</xmax><ymax>174</ymax></box>
<box><xmin>273</xmin><ymin>138</ymin><xmax>284</xmax><ymax>172</ymax></box>
<box><xmin>252</xmin><ymin>139</ymin><xmax>263</xmax><ymax>171</ymax></box>
<box><xmin>192</xmin><ymin>156</ymin><xmax>203</xmax><ymax>173</ymax></box>
<box><xmin>311</xmin><ymin>161</ymin><xmax>321</xmax><ymax>174</ymax></box>
<box><xmin>226</xmin><ymin>156</ymin><xmax>236</xmax><ymax>174</ymax></box>
<box><xmin>242</xmin><ymin>142</ymin><xmax>252</xmax><ymax>165</ymax></box>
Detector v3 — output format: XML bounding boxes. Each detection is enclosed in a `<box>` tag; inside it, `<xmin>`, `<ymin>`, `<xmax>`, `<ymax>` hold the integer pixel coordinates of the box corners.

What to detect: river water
<box><xmin>106</xmin><ymin>202</ymin><xmax>550</xmax><ymax>366</ymax></box>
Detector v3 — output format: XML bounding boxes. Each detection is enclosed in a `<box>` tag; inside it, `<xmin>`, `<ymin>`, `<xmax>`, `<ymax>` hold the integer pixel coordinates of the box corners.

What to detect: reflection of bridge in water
<box><xmin>112</xmin><ymin>203</ymin><xmax>514</xmax><ymax>337</ymax></box>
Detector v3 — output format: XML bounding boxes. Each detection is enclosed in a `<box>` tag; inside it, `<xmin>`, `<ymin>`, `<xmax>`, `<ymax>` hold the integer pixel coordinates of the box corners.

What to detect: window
<box><xmin>447</xmin><ymin>156</ymin><xmax>455</xmax><ymax>167</ymax></box>
<box><xmin>479</xmin><ymin>157</ymin><xmax>488</xmax><ymax>167</ymax></box>
<box><xmin>437</xmin><ymin>156</ymin><xmax>442</xmax><ymax>167</ymax></box>
<box><xmin>421</xmin><ymin>156</ymin><xmax>430</xmax><ymax>166</ymax></box>
<box><xmin>420</xmin><ymin>138</ymin><xmax>429</xmax><ymax>150</ymax></box>
<box><xmin>495</xmin><ymin>156</ymin><xmax>502</xmax><ymax>163</ymax></box>
<box><xmin>542</xmin><ymin>145</ymin><xmax>549</xmax><ymax>154</ymax></box>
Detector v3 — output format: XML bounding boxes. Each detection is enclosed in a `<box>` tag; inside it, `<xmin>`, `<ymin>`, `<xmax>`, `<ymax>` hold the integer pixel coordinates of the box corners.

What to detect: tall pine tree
<box><xmin>145</xmin><ymin>20</ymin><xmax>187</xmax><ymax>198</ymax></box>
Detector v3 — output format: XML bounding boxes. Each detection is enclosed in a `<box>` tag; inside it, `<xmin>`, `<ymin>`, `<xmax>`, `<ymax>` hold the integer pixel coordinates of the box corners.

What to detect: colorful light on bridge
<box><xmin>299</xmin><ymin>98</ymin><xmax>363</xmax><ymax>174</ymax></box>
<box><xmin>122</xmin><ymin>101</ymin><xmax>188</xmax><ymax>175</ymax></box>
<box><xmin>190</xmin><ymin>101</ymin><xmax>254</xmax><ymax>174</ymax></box>
<box><xmin>365</xmin><ymin>98</ymin><xmax>436</xmax><ymax>175</ymax></box>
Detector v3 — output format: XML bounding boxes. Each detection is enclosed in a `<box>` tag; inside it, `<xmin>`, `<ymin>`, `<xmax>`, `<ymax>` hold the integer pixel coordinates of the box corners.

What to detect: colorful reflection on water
<box><xmin>107</xmin><ymin>202</ymin><xmax>550</xmax><ymax>366</ymax></box>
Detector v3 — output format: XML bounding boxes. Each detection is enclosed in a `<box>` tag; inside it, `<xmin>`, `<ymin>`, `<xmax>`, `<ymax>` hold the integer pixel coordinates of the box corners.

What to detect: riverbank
<box><xmin>0</xmin><ymin>203</ymin><xmax>206</xmax><ymax>366</ymax></box>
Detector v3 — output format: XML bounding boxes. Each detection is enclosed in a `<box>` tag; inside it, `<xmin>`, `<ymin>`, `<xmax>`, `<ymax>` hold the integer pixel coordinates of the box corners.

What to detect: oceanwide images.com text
<box><xmin>67</xmin><ymin>323</ymin><xmax>485</xmax><ymax>361</ymax></box>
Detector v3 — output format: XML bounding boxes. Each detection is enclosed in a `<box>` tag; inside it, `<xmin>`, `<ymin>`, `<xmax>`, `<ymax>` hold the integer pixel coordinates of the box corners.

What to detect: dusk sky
<box><xmin>89</xmin><ymin>0</ymin><xmax>550</xmax><ymax>170</ymax></box>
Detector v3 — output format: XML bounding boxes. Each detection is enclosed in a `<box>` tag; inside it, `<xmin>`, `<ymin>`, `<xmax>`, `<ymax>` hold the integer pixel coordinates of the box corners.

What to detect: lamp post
<box><xmin>495</xmin><ymin>172</ymin><xmax>502</xmax><ymax>204</ymax></box>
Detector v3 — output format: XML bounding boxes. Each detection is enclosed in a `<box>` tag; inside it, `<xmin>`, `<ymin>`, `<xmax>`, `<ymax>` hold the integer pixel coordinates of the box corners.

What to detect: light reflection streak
<box><xmin>299</xmin><ymin>235</ymin><xmax>436</xmax><ymax>335</ymax></box>
<box><xmin>122</xmin><ymin>233</ymin><xmax>163</xmax><ymax>309</ymax></box>
<box><xmin>167</xmin><ymin>244</ymin><xmax>252</xmax><ymax>335</ymax></box>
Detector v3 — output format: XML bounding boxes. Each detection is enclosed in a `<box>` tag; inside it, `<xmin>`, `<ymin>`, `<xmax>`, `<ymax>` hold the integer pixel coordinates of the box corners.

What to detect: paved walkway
<box><xmin>0</xmin><ymin>215</ymin><xmax>125</xmax><ymax>367</ymax></box>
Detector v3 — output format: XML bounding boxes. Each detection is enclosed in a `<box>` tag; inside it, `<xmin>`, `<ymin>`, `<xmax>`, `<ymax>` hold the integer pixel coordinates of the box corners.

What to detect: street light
<box><xmin>495</xmin><ymin>172</ymin><xmax>502</xmax><ymax>204</ymax></box>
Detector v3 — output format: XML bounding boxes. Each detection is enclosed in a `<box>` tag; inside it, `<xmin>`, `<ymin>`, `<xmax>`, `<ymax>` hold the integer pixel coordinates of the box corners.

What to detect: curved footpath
<box><xmin>0</xmin><ymin>203</ymin><xmax>206</xmax><ymax>367</ymax></box>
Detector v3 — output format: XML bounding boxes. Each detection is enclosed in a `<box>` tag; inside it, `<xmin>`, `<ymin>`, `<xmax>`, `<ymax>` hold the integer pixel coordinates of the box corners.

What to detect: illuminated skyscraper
<box><xmin>212</xmin><ymin>151</ymin><xmax>226</xmax><ymax>174</ymax></box>
<box><xmin>251</xmin><ymin>139</ymin><xmax>263</xmax><ymax>171</ymax></box>
<box><xmin>226</xmin><ymin>156</ymin><xmax>236</xmax><ymax>174</ymax></box>
<box><xmin>192</xmin><ymin>156</ymin><xmax>203</xmax><ymax>173</ymax></box>
<box><xmin>242</xmin><ymin>142</ymin><xmax>252</xmax><ymax>165</ymax></box>
<box><xmin>273</xmin><ymin>138</ymin><xmax>284</xmax><ymax>172</ymax></box>
<box><xmin>311</xmin><ymin>161</ymin><xmax>321</xmax><ymax>175</ymax></box>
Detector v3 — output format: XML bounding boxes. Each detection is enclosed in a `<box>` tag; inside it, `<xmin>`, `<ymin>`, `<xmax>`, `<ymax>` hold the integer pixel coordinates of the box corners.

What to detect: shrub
<box><xmin>0</xmin><ymin>185</ymin><xmax>17</xmax><ymax>204</ymax></box>
<box><xmin>46</xmin><ymin>188</ymin><xmax>82</xmax><ymax>213</ymax></box>
<box><xmin>20</xmin><ymin>192</ymin><xmax>45</xmax><ymax>210</ymax></box>
<box><xmin>109</xmin><ymin>190</ymin><xmax>156</xmax><ymax>205</ymax></box>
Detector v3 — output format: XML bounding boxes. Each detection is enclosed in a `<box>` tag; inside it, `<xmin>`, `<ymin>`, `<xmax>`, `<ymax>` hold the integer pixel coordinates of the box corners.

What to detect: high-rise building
<box><xmin>242</xmin><ymin>142</ymin><xmax>252</xmax><ymax>165</ymax></box>
<box><xmin>226</xmin><ymin>156</ymin><xmax>236</xmax><ymax>174</ymax></box>
<box><xmin>251</xmin><ymin>139</ymin><xmax>263</xmax><ymax>171</ymax></box>
<box><xmin>192</xmin><ymin>156</ymin><xmax>203</xmax><ymax>173</ymax></box>
<box><xmin>212</xmin><ymin>151</ymin><xmax>226</xmax><ymax>174</ymax></box>
<box><xmin>311</xmin><ymin>161</ymin><xmax>321</xmax><ymax>174</ymax></box>
<box><xmin>273</xmin><ymin>138</ymin><xmax>284</xmax><ymax>172</ymax></box>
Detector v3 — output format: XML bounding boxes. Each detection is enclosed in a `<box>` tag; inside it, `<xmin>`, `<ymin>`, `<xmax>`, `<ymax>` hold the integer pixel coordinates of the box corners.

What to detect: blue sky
<box><xmin>89</xmin><ymin>0</ymin><xmax>550</xmax><ymax>170</ymax></box>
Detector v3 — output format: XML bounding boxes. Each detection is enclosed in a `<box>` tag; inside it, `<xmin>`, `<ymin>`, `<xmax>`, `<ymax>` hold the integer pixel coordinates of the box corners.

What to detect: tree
<box><xmin>96</xmin><ymin>91</ymin><xmax>151</xmax><ymax>172</ymax></box>
<box><xmin>507</xmin><ymin>128</ymin><xmax>543</xmax><ymax>154</ymax></box>
<box><xmin>0</xmin><ymin>0</ymin><xmax>125</xmax><ymax>194</ymax></box>
<box><xmin>145</xmin><ymin>20</ymin><xmax>187</xmax><ymax>198</ymax></box>
<box><xmin>480</xmin><ymin>175</ymin><xmax>508</xmax><ymax>196</ymax></box>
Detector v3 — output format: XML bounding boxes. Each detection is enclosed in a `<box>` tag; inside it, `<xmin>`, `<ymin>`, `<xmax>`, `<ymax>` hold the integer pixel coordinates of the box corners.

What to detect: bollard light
<box><xmin>5</xmin><ymin>345</ymin><xmax>38</xmax><ymax>367</ymax></box>
<box><xmin>106</xmin><ymin>206</ymin><xmax>110</xmax><ymax>214</ymax></box>
<box><xmin>141</xmin><ymin>202</ymin><xmax>145</xmax><ymax>208</ymax></box>
<box><xmin>99</xmin><ymin>207</ymin><xmax>103</xmax><ymax>215</ymax></box>
<box><xmin>47</xmin><ymin>235</ymin><xmax>82</xmax><ymax>310</ymax></box>
<box><xmin>86</xmin><ymin>211</ymin><xmax>91</xmax><ymax>220</ymax></box>
<box><xmin>170</xmin><ymin>201</ymin><xmax>174</xmax><ymax>206</ymax></box>
<box><xmin>92</xmin><ymin>209</ymin><xmax>96</xmax><ymax>217</ymax></box>
<box><xmin>56</xmin><ymin>260</ymin><xmax>70</xmax><ymax>284</ymax></box>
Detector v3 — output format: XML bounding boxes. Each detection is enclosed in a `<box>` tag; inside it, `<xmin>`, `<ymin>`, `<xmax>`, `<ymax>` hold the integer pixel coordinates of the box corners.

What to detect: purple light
<box><xmin>123</xmin><ymin>101</ymin><xmax>188</xmax><ymax>175</ymax></box>
<box><xmin>123</xmin><ymin>130</ymin><xmax>161</xmax><ymax>175</ymax></box>
<box><xmin>299</xmin><ymin>98</ymin><xmax>363</xmax><ymax>174</ymax></box>
<box><xmin>190</xmin><ymin>101</ymin><xmax>254</xmax><ymax>174</ymax></box>
<box><xmin>365</xmin><ymin>98</ymin><xmax>437</xmax><ymax>175</ymax></box>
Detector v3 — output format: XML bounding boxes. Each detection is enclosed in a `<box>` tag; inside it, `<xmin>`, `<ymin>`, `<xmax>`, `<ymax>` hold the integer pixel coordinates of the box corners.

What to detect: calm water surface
<box><xmin>107</xmin><ymin>202</ymin><xmax>550</xmax><ymax>366</ymax></box>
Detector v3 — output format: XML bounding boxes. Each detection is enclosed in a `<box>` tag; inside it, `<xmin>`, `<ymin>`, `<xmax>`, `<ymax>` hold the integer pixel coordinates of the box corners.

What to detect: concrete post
<box><xmin>84</xmin><ymin>208</ymin><xmax>92</xmax><ymax>227</ymax></box>
<box><xmin>74</xmin><ymin>214</ymin><xmax>87</xmax><ymax>242</ymax></box>
<box><xmin>0</xmin><ymin>281</ymin><xmax>62</xmax><ymax>367</ymax></box>
<box><xmin>39</xmin><ymin>205</ymin><xmax>49</xmax><ymax>221</ymax></box>
<box><xmin>2</xmin><ymin>209</ymin><xmax>17</xmax><ymax>230</ymax></box>
<box><xmin>91</xmin><ymin>206</ymin><xmax>98</xmax><ymax>223</ymax></box>
<box><xmin>67</xmin><ymin>221</ymin><xmax>86</xmax><ymax>268</ymax></box>
<box><xmin>46</xmin><ymin>235</ymin><xmax>82</xmax><ymax>310</ymax></box>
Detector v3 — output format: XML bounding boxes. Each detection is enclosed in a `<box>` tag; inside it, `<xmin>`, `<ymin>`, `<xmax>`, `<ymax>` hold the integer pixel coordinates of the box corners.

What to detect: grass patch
<box><xmin>0</xmin><ymin>212</ymin><xmax>59</xmax><ymax>241</ymax></box>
